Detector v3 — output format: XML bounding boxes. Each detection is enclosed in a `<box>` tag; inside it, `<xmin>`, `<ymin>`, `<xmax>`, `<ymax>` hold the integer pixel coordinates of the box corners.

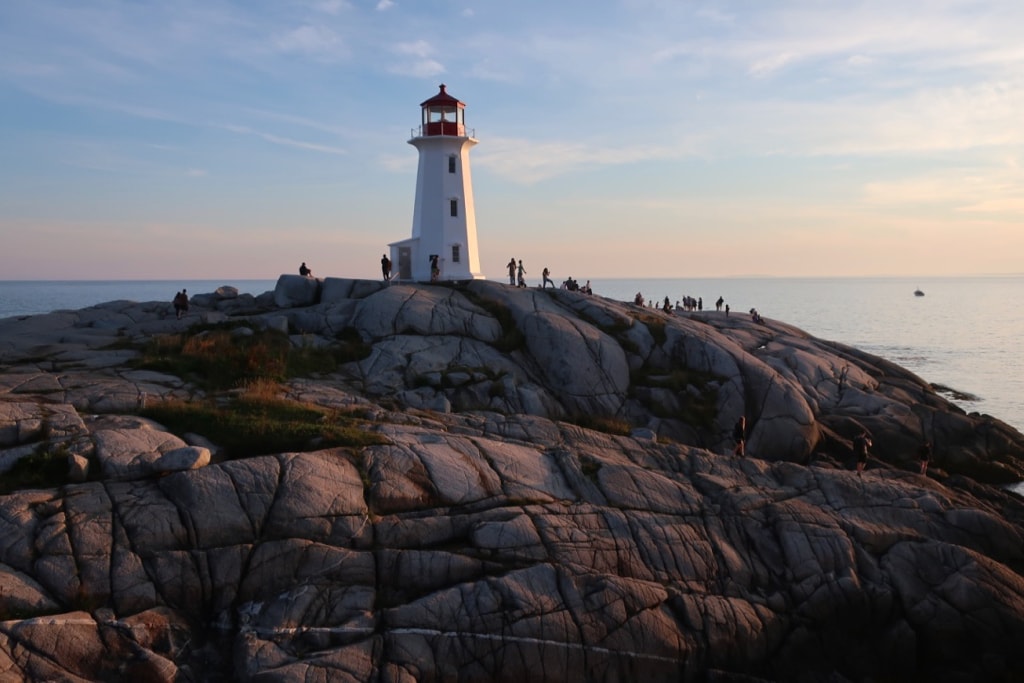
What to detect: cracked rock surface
<box><xmin>0</xmin><ymin>276</ymin><xmax>1022</xmax><ymax>682</ymax></box>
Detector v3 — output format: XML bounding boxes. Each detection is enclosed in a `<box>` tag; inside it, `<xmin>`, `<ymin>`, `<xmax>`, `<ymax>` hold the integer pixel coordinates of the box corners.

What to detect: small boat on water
<box><xmin>914</xmin><ymin>288</ymin><xmax>925</xmax><ymax>297</ymax></box>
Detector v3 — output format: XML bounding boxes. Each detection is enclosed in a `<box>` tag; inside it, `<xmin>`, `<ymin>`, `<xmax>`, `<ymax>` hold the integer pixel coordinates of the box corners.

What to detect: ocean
<box><xmin>1</xmin><ymin>276</ymin><xmax>1022</xmax><ymax>437</ymax></box>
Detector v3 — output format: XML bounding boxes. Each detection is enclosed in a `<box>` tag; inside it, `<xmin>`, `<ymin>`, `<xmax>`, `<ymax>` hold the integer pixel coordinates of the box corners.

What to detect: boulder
<box><xmin>274</xmin><ymin>274</ymin><xmax>320</xmax><ymax>308</ymax></box>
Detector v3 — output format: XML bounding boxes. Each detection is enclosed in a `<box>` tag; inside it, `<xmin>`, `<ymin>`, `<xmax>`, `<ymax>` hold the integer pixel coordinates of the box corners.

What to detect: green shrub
<box><xmin>0</xmin><ymin>444</ymin><xmax>70</xmax><ymax>494</ymax></box>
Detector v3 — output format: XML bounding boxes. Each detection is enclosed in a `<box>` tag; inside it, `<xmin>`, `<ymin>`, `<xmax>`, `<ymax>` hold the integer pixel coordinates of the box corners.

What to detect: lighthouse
<box><xmin>389</xmin><ymin>84</ymin><xmax>483</xmax><ymax>282</ymax></box>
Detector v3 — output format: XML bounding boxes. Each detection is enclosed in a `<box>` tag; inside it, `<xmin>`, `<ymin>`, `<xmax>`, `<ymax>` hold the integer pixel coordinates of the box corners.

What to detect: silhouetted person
<box><xmin>542</xmin><ymin>267</ymin><xmax>554</xmax><ymax>289</ymax></box>
<box><xmin>918</xmin><ymin>441</ymin><xmax>932</xmax><ymax>476</ymax></box>
<box><xmin>299</xmin><ymin>262</ymin><xmax>312</xmax><ymax>277</ymax></box>
<box><xmin>507</xmin><ymin>257</ymin><xmax>517</xmax><ymax>285</ymax></box>
<box><xmin>381</xmin><ymin>254</ymin><xmax>392</xmax><ymax>282</ymax></box>
<box><xmin>733</xmin><ymin>416</ymin><xmax>746</xmax><ymax>456</ymax></box>
<box><xmin>854</xmin><ymin>431</ymin><xmax>872</xmax><ymax>476</ymax></box>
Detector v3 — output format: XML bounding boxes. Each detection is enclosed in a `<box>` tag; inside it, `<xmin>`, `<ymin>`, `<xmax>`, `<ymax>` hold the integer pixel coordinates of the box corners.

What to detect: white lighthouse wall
<box><xmin>408</xmin><ymin>135</ymin><xmax>482</xmax><ymax>281</ymax></box>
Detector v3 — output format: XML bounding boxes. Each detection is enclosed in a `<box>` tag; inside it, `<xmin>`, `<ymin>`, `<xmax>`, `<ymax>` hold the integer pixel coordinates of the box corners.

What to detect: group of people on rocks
<box><xmin>633</xmin><ymin>292</ymin><xmax>718</xmax><ymax>314</ymax></box>
<box><xmin>677</xmin><ymin>296</ymin><xmax>702</xmax><ymax>311</ymax></box>
<box><xmin>562</xmin><ymin>276</ymin><xmax>591</xmax><ymax>293</ymax></box>
<box><xmin>506</xmin><ymin>260</ymin><xmax>591</xmax><ymax>293</ymax></box>
<box><xmin>507</xmin><ymin>258</ymin><xmax>526</xmax><ymax>287</ymax></box>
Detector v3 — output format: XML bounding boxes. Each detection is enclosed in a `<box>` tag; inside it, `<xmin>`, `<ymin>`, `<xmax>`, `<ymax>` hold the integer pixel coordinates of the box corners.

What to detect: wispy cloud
<box><xmin>310</xmin><ymin>0</ymin><xmax>353</xmax><ymax>15</ymax></box>
<box><xmin>272</xmin><ymin>24</ymin><xmax>348</xmax><ymax>61</ymax></box>
<box><xmin>476</xmin><ymin>136</ymin><xmax>687</xmax><ymax>184</ymax></box>
<box><xmin>387</xmin><ymin>40</ymin><xmax>445</xmax><ymax>77</ymax></box>
<box><xmin>218</xmin><ymin>124</ymin><xmax>348</xmax><ymax>155</ymax></box>
<box><xmin>863</xmin><ymin>160</ymin><xmax>1024</xmax><ymax>214</ymax></box>
<box><xmin>748</xmin><ymin>52</ymin><xmax>798</xmax><ymax>77</ymax></box>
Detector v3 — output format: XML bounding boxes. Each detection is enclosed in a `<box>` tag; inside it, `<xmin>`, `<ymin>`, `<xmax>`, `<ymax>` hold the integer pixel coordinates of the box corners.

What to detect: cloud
<box><xmin>272</xmin><ymin>24</ymin><xmax>348</xmax><ymax>61</ymax></box>
<box><xmin>748</xmin><ymin>51</ymin><xmax>798</xmax><ymax>77</ymax></box>
<box><xmin>862</xmin><ymin>162</ymin><xmax>1024</xmax><ymax>215</ymax></box>
<box><xmin>376</xmin><ymin>0</ymin><xmax>395</xmax><ymax>10</ymax></box>
<box><xmin>387</xmin><ymin>40</ymin><xmax>445</xmax><ymax>77</ymax></box>
<box><xmin>311</xmin><ymin>0</ymin><xmax>352</xmax><ymax>14</ymax></box>
<box><xmin>218</xmin><ymin>124</ymin><xmax>348</xmax><ymax>155</ymax></box>
<box><xmin>476</xmin><ymin>136</ymin><xmax>683</xmax><ymax>184</ymax></box>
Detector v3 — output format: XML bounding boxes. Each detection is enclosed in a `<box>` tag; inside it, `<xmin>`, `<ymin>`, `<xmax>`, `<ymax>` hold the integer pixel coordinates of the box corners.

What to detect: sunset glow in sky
<box><xmin>2</xmin><ymin>1</ymin><xmax>1022</xmax><ymax>280</ymax></box>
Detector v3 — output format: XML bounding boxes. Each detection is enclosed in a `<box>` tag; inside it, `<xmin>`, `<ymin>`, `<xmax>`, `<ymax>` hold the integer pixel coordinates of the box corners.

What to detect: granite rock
<box><xmin>0</xmin><ymin>278</ymin><xmax>1022</xmax><ymax>681</ymax></box>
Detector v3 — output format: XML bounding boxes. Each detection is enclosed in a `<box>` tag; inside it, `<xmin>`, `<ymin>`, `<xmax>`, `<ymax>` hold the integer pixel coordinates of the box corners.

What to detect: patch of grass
<box><xmin>136</xmin><ymin>327</ymin><xmax>289</xmax><ymax>389</ymax></box>
<box><xmin>575</xmin><ymin>308</ymin><xmax>632</xmax><ymax>338</ymax></box>
<box><xmin>564</xmin><ymin>413</ymin><xmax>633</xmax><ymax>436</ymax></box>
<box><xmin>631</xmin><ymin>366</ymin><xmax>722</xmax><ymax>430</ymax></box>
<box><xmin>632</xmin><ymin>312</ymin><xmax>667</xmax><ymax>345</ymax></box>
<box><xmin>580</xmin><ymin>455</ymin><xmax>603</xmax><ymax>482</ymax></box>
<box><xmin>141</xmin><ymin>390</ymin><xmax>387</xmax><ymax>459</ymax></box>
<box><xmin>0</xmin><ymin>444</ymin><xmax>70</xmax><ymax>494</ymax></box>
<box><xmin>459</xmin><ymin>290</ymin><xmax>526</xmax><ymax>352</ymax></box>
<box><xmin>134</xmin><ymin>324</ymin><xmax>372</xmax><ymax>391</ymax></box>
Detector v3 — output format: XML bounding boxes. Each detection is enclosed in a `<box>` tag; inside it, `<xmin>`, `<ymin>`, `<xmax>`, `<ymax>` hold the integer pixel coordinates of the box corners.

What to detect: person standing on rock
<box><xmin>732</xmin><ymin>416</ymin><xmax>746</xmax><ymax>456</ymax></box>
<box><xmin>917</xmin><ymin>441</ymin><xmax>932</xmax><ymax>476</ymax></box>
<box><xmin>517</xmin><ymin>260</ymin><xmax>526</xmax><ymax>288</ymax></box>
<box><xmin>507</xmin><ymin>257</ymin><xmax>517</xmax><ymax>285</ymax></box>
<box><xmin>429</xmin><ymin>254</ymin><xmax>440</xmax><ymax>282</ymax></box>
<box><xmin>716</xmin><ymin>296</ymin><xmax>724</xmax><ymax>311</ymax></box>
<box><xmin>381</xmin><ymin>254</ymin><xmax>392</xmax><ymax>282</ymax></box>
<box><xmin>854</xmin><ymin>431</ymin><xmax>872</xmax><ymax>476</ymax></box>
<box><xmin>542</xmin><ymin>267</ymin><xmax>554</xmax><ymax>289</ymax></box>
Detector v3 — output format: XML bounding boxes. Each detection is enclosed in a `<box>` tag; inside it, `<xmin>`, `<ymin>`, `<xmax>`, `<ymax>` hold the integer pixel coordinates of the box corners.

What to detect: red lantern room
<box><xmin>419</xmin><ymin>84</ymin><xmax>466</xmax><ymax>137</ymax></box>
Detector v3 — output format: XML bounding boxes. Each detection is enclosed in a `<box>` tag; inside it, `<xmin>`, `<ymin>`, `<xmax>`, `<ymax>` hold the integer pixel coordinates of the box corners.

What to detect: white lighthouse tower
<box><xmin>389</xmin><ymin>84</ymin><xmax>483</xmax><ymax>282</ymax></box>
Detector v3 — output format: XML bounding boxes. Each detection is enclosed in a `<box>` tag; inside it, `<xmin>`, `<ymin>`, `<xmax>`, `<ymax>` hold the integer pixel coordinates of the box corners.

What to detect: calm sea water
<box><xmin>1</xmin><ymin>276</ymin><xmax>1022</xmax><ymax>436</ymax></box>
<box><xmin>0</xmin><ymin>280</ymin><xmax>277</xmax><ymax>319</ymax></box>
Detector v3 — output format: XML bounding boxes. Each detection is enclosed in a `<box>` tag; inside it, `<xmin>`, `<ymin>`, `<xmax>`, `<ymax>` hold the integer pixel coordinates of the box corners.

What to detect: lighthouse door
<box><xmin>398</xmin><ymin>247</ymin><xmax>412</xmax><ymax>280</ymax></box>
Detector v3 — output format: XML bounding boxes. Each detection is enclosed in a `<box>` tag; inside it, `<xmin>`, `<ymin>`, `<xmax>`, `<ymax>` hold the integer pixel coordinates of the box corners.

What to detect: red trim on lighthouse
<box><xmin>420</xmin><ymin>83</ymin><xmax>464</xmax><ymax>108</ymax></box>
<box><xmin>420</xmin><ymin>84</ymin><xmax>466</xmax><ymax>136</ymax></box>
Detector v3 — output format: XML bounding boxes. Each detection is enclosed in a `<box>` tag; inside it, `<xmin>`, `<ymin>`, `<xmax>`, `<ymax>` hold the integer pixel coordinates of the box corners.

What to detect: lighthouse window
<box><xmin>452</xmin><ymin>245</ymin><xmax>461</xmax><ymax>263</ymax></box>
<box><xmin>448</xmin><ymin>156</ymin><xmax>456</xmax><ymax>173</ymax></box>
<box><xmin>450</xmin><ymin>199</ymin><xmax>458</xmax><ymax>217</ymax></box>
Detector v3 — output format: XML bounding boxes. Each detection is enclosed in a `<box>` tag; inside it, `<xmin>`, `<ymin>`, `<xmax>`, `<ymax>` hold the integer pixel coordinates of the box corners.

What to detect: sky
<box><xmin>1</xmin><ymin>0</ymin><xmax>1023</xmax><ymax>281</ymax></box>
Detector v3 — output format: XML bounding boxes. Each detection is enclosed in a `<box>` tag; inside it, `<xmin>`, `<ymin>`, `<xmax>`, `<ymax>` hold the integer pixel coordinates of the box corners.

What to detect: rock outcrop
<box><xmin>0</xmin><ymin>277</ymin><xmax>1022</xmax><ymax>682</ymax></box>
